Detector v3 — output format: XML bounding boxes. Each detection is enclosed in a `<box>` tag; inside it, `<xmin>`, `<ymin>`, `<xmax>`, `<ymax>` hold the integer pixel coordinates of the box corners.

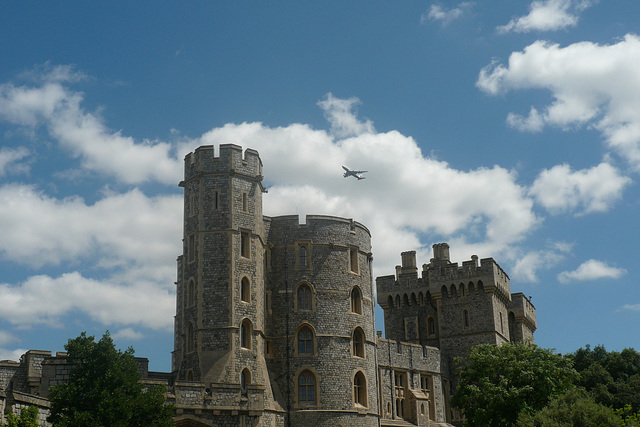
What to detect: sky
<box><xmin>1</xmin><ymin>1</ymin><xmax>639</xmax><ymax>372</ymax></box>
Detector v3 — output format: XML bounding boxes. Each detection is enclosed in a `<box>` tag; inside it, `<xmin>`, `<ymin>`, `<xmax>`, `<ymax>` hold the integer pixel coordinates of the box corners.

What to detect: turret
<box><xmin>173</xmin><ymin>144</ymin><xmax>269</xmax><ymax>405</ymax></box>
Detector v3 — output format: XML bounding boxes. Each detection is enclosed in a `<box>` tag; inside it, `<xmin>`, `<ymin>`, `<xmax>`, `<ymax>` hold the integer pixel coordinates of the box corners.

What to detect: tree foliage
<box><xmin>47</xmin><ymin>331</ymin><xmax>174</xmax><ymax>427</ymax></box>
<box><xmin>451</xmin><ymin>342</ymin><xmax>577</xmax><ymax>427</ymax></box>
<box><xmin>516</xmin><ymin>388</ymin><xmax>622</xmax><ymax>427</ymax></box>
<box><xmin>4</xmin><ymin>406</ymin><xmax>39</xmax><ymax>427</ymax></box>
<box><xmin>570</xmin><ymin>345</ymin><xmax>640</xmax><ymax>412</ymax></box>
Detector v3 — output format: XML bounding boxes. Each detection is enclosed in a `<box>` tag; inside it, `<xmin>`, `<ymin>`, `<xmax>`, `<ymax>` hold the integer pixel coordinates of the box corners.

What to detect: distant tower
<box><xmin>173</xmin><ymin>145</ymin><xmax>274</xmax><ymax>419</ymax></box>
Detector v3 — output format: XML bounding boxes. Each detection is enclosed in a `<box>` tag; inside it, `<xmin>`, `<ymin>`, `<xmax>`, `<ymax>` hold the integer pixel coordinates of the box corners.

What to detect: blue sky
<box><xmin>1</xmin><ymin>1</ymin><xmax>639</xmax><ymax>371</ymax></box>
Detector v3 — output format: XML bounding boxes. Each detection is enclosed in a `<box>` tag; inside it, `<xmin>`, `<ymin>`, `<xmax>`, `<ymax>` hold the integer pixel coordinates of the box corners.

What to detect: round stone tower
<box><xmin>265</xmin><ymin>215</ymin><xmax>378</xmax><ymax>426</ymax></box>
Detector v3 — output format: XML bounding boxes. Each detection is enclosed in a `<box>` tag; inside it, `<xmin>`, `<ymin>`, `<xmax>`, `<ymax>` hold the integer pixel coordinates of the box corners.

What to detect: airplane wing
<box><xmin>352</xmin><ymin>170</ymin><xmax>367</xmax><ymax>174</ymax></box>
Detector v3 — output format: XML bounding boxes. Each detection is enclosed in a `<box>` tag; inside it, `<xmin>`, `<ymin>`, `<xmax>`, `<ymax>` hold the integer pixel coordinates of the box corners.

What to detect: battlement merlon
<box><xmin>179</xmin><ymin>144</ymin><xmax>266</xmax><ymax>191</ymax></box>
<box><xmin>509</xmin><ymin>292</ymin><xmax>537</xmax><ymax>331</ymax></box>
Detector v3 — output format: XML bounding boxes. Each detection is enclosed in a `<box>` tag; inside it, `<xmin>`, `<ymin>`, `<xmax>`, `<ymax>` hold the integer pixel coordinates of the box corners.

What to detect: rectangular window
<box><xmin>214</xmin><ymin>190</ymin><xmax>219</xmax><ymax>210</ymax></box>
<box><xmin>242</xmin><ymin>192</ymin><xmax>248</xmax><ymax>212</ymax></box>
<box><xmin>265</xmin><ymin>339</ymin><xmax>273</xmax><ymax>359</ymax></box>
<box><xmin>265</xmin><ymin>291</ymin><xmax>272</xmax><ymax>314</ymax></box>
<box><xmin>350</xmin><ymin>247</ymin><xmax>359</xmax><ymax>273</ymax></box>
<box><xmin>241</xmin><ymin>231</ymin><xmax>250</xmax><ymax>258</ymax></box>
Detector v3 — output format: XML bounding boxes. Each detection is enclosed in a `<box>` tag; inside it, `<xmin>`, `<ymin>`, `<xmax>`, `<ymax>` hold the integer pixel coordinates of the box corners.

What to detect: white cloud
<box><xmin>0</xmin><ymin>330</ymin><xmax>18</xmax><ymax>346</ymax></box>
<box><xmin>0</xmin><ymin>272</ymin><xmax>174</xmax><ymax>329</ymax></box>
<box><xmin>478</xmin><ymin>34</ymin><xmax>640</xmax><ymax>170</ymax></box>
<box><xmin>621</xmin><ymin>304</ymin><xmax>640</xmax><ymax>311</ymax></box>
<box><xmin>317</xmin><ymin>93</ymin><xmax>375</xmax><ymax>138</ymax></box>
<box><xmin>422</xmin><ymin>2</ymin><xmax>474</xmax><ymax>26</ymax></box>
<box><xmin>506</xmin><ymin>107</ymin><xmax>545</xmax><ymax>133</ymax></box>
<box><xmin>511</xmin><ymin>241</ymin><xmax>572</xmax><ymax>282</ymax></box>
<box><xmin>0</xmin><ymin>146</ymin><xmax>29</xmax><ymax>176</ymax></box>
<box><xmin>113</xmin><ymin>328</ymin><xmax>144</xmax><ymax>341</ymax></box>
<box><xmin>0</xmin><ymin>348</ymin><xmax>26</xmax><ymax>363</ymax></box>
<box><xmin>0</xmin><ymin>70</ymin><xmax>183</xmax><ymax>184</ymax></box>
<box><xmin>200</xmin><ymin>112</ymin><xmax>539</xmax><ymax>274</ymax></box>
<box><xmin>0</xmin><ymin>184</ymin><xmax>182</xmax><ymax>271</ymax></box>
<box><xmin>497</xmin><ymin>0</ymin><xmax>595</xmax><ymax>33</ymax></box>
<box><xmin>558</xmin><ymin>259</ymin><xmax>626</xmax><ymax>283</ymax></box>
<box><xmin>529</xmin><ymin>162</ymin><xmax>631</xmax><ymax>215</ymax></box>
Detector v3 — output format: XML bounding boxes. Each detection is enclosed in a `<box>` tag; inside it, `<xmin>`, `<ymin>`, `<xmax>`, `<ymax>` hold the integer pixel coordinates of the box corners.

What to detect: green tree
<box><xmin>48</xmin><ymin>331</ymin><xmax>174</xmax><ymax>427</ymax></box>
<box><xmin>451</xmin><ymin>342</ymin><xmax>577</xmax><ymax>427</ymax></box>
<box><xmin>516</xmin><ymin>388</ymin><xmax>622</xmax><ymax>427</ymax></box>
<box><xmin>570</xmin><ymin>345</ymin><xmax>640</xmax><ymax>412</ymax></box>
<box><xmin>4</xmin><ymin>406</ymin><xmax>39</xmax><ymax>427</ymax></box>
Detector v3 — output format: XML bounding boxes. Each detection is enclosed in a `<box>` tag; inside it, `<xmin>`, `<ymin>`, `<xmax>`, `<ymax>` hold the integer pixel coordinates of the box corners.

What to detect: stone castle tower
<box><xmin>172</xmin><ymin>144</ymin><xmax>379</xmax><ymax>426</ymax></box>
<box><xmin>377</xmin><ymin>245</ymin><xmax>537</xmax><ymax>386</ymax></box>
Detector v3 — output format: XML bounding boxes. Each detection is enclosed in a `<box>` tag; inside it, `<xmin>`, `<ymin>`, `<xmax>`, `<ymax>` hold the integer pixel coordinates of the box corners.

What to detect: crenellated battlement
<box><xmin>181</xmin><ymin>144</ymin><xmax>263</xmax><ymax>185</ymax></box>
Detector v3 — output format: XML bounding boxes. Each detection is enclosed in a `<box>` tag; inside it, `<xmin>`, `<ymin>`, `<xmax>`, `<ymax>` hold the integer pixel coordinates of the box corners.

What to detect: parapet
<box><xmin>509</xmin><ymin>293</ymin><xmax>537</xmax><ymax>331</ymax></box>
<box><xmin>266</xmin><ymin>214</ymin><xmax>371</xmax><ymax>246</ymax></box>
<box><xmin>376</xmin><ymin>338</ymin><xmax>442</xmax><ymax>373</ymax></box>
<box><xmin>181</xmin><ymin>144</ymin><xmax>263</xmax><ymax>185</ymax></box>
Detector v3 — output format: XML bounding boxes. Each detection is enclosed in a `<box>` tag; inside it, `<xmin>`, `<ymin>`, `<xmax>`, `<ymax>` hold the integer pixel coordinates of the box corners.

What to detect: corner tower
<box><xmin>173</xmin><ymin>144</ymin><xmax>271</xmax><ymax>404</ymax></box>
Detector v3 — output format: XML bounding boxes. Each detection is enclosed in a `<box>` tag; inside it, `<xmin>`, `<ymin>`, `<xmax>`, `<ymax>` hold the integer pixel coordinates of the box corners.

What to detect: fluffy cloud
<box><xmin>0</xmin><ymin>146</ymin><xmax>29</xmax><ymax>176</ymax></box>
<box><xmin>478</xmin><ymin>35</ymin><xmax>640</xmax><ymax>170</ymax></box>
<box><xmin>558</xmin><ymin>259</ymin><xmax>626</xmax><ymax>283</ymax></box>
<box><xmin>511</xmin><ymin>241</ymin><xmax>572</xmax><ymax>282</ymax></box>
<box><xmin>113</xmin><ymin>328</ymin><xmax>145</xmax><ymax>341</ymax></box>
<box><xmin>621</xmin><ymin>304</ymin><xmax>640</xmax><ymax>311</ymax></box>
<box><xmin>0</xmin><ymin>273</ymin><xmax>174</xmax><ymax>329</ymax></box>
<box><xmin>0</xmin><ymin>66</ymin><xmax>183</xmax><ymax>184</ymax></box>
<box><xmin>529</xmin><ymin>162</ymin><xmax>631</xmax><ymax>215</ymax></box>
<box><xmin>422</xmin><ymin>2</ymin><xmax>474</xmax><ymax>26</ymax></box>
<box><xmin>0</xmin><ymin>184</ymin><xmax>182</xmax><ymax>271</ymax></box>
<box><xmin>0</xmin><ymin>348</ymin><xmax>27</xmax><ymax>363</ymax></box>
<box><xmin>498</xmin><ymin>0</ymin><xmax>595</xmax><ymax>33</ymax></box>
<box><xmin>200</xmin><ymin>118</ymin><xmax>539</xmax><ymax>273</ymax></box>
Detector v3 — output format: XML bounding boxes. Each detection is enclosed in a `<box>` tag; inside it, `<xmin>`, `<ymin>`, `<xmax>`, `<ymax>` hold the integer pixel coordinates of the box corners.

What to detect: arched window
<box><xmin>186</xmin><ymin>322</ymin><xmax>195</xmax><ymax>353</ymax></box>
<box><xmin>298</xmin><ymin>370</ymin><xmax>316</xmax><ymax>405</ymax></box>
<box><xmin>441</xmin><ymin>285</ymin><xmax>448</xmax><ymax>298</ymax></box>
<box><xmin>387</xmin><ymin>295</ymin><xmax>394</xmax><ymax>309</ymax></box>
<box><xmin>353</xmin><ymin>371</ymin><xmax>367</xmax><ymax>407</ymax></box>
<box><xmin>241</xmin><ymin>368</ymin><xmax>251</xmax><ymax>393</ymax></box>
<box><xmin>187</xmin><ymin>369</ymin><xmax>194</xmax><ymax>381</ymax></box>
<box><xmin>468</xmin><ymin>282</ymin><xmax>475</xmax><ymax>294</ymax></box>
<box><xmin>451</xmin><ymin>284</ymin><xmax>457</xmax><ymax>296</ymax></box>
<box><xmin>297</xmin><ymin>283</ymin><xmax>312</xmax><ymax>311</ymax></box>
<box><xmin>241</xmin><ymin>277</ymin><xmax>250</xmax><ymax>302</ymax></box>
<box><xmin>395</xmin><ymin>294</ymin><xmax>401</xmax><ymax>307</ymax></box>
<box><xmin>459</xmin><ymin>283</ymin><xmax>465</xmax><ymax>296</ymax></box>
<box><xmin>427</xmin><ymin>316</ymin><xmax>437</xmax><ymax>338</ymax></box>
<box><xmin>352</xmin><ymin>327</ymin><xmax>365</xmax><ymax>358</ymax></box>
<box><xmin>403</xmin><ymin>294</ymin><xmax>409</xmax><ymax>306</ymax></box>
<box><xmin>350</xmin><ymin>287</ymin><xmax>362</xmax><ymax>314</ymax></box>
<box><xmin>298</xmin><ymin>326</ymin><xmax>314</xmax><ymax>355</ymax></box>
<box><xmin>241</xmin><ymin>319</ymin><xmax>252</xmax><ymax>349</ymax></box>
<box><xmin>418</xmin><ymin>292</ymin><xmax>424</xmax><ymax>306</ymax></box>
<box><xmin>463</xmin><ymin>310</ymin><xmax>469</xmax><ymax>328</ymax></box>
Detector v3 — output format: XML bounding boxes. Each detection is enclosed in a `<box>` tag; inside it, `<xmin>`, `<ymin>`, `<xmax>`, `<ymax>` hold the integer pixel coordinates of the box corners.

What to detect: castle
<box><xmin>0</xmin><ymin>144</ymin><xmax>536</xmax><ymax>426</ymax></box>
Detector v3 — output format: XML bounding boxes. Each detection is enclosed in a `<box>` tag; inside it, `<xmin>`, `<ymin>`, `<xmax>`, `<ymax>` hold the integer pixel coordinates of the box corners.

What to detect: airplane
<box><xmin>342</xmin><ymin>166</ymin><xmax>367</xmax><ymax>180</ymax></box>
